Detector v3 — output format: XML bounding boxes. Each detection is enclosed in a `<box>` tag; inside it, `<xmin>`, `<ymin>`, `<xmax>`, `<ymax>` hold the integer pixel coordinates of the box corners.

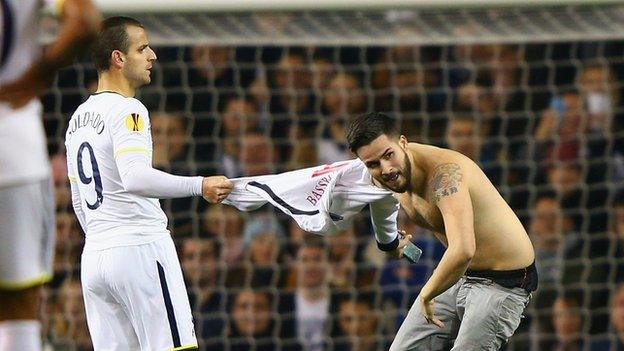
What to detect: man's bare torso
<box><xmin>394</xmin><ymin>143</ymin><xmax>534</xmax><ymax>270</ymax></box>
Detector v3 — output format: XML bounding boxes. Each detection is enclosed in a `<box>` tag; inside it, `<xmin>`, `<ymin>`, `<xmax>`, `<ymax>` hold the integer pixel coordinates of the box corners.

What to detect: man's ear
<box><xmin>399</xmin><ymin>135</ymin><xmax>408</xmax><ymax>149</ymax></box>
<box><xmin>111</xmin><ymin>50</ymin><xmax>124</xmax><ymax>68</ymax></box>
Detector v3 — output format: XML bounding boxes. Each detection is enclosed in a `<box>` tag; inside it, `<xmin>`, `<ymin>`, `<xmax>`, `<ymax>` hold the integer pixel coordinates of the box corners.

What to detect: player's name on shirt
<box><xmin>306</xmin><ymin>174</ymin><xmax>332</xmax><ymax>206</ymax></box>
<box><xmin>66</xmin><ymin>111</ymin><xmax>105</xmax><ymax>140</ymax></box>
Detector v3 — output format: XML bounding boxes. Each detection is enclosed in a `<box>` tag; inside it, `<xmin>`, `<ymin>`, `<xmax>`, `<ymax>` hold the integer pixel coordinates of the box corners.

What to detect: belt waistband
<box><xmin>466</xmin><ymin>261</ymin><xmax>536</xmax><ymax>281</ymax></box>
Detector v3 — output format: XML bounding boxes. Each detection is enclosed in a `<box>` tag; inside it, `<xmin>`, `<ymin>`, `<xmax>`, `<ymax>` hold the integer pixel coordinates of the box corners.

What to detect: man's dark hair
<box><xmin>92</xmin><ymin>16</ymin><xmax>144</xmax><ymax>72</ymax></box>
<box><xmin>345</xmin><ymin>112</ymin><xmax>399</xmax><ymax>153</ymax></box>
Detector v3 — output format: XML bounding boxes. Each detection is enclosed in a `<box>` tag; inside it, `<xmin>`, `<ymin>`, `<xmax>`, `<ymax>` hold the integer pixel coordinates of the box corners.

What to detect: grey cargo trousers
<box><xmin>390</xmin><ymin>276</ymin><xmax>530</xmax><ymax>351</ymax></box>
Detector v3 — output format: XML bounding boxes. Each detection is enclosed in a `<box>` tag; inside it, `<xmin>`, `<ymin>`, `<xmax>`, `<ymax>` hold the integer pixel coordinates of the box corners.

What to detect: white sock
<box><xmin>0</xmin><ymin>320</ymin><xmax>42</xmax><ymax>351</ymax></box>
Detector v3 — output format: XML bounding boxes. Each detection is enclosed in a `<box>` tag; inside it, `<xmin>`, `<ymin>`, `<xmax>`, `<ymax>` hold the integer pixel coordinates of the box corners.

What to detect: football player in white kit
<box><xmin>0</xmin><ymin>1</ymin><xmax>100</xmax><ymax>350</ymax></box>
<box><xmin>65</xmin><ymin>17</ymin><xmax>232</xmax><ymax>350</ymax></box>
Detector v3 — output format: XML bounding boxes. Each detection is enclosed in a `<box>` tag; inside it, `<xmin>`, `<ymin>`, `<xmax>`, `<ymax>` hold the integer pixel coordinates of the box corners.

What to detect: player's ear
<box><xmin>110</xmin><ymin>50</ymin><xmax>124</xmax><ymax>68</ymax></box>
<box><xmin>399</xmin><ymin>135</ymin><xmax>408</xmax><ymax>149</ymax></box>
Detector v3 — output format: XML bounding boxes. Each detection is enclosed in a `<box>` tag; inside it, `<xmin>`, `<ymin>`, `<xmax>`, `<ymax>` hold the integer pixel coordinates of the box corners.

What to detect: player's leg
<box><xmin>107</xmin><ymin>237</ymin><xmax>198</xmax><ymax>351</ymax></box>
<box><xmin>0</xmin><ymin>179</ymin><xmax>55</xmax><ymax>351</ymax></box>
<box><xmin>451</xmin><ymin>277</ymin><xmax>529</xmax><ymax>350</ymax></box>
<box><xmin>81</xmin><ymin>250</ymin><xmax>141</xmax><ymax>350</ymax></box>
<box><xmin>389</xmin><ymin>280</ymin><xmax>461</xmax><ymax>351</ymax></box>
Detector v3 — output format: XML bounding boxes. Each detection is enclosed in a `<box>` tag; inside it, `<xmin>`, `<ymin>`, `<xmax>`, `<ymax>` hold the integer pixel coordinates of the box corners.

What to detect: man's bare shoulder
<box><xmin>408</xmin><ymin>144</ymin><xmax>478</xmax><ymax>203</ymax></box>
<box><xmin>409</xmin><ymin>143</ymin><xmax>474</xmax><ymax>173</ymax></box>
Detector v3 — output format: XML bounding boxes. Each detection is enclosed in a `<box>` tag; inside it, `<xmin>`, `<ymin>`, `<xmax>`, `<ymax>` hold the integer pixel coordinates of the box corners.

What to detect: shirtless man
<box><xmin>345</xmin><ymin>112</ymin><xmax>537</xmax><ymax>350</ymax></box>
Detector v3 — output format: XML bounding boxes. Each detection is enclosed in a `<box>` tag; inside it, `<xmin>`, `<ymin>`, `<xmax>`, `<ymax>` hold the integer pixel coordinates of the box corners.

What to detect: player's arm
<box><xmin>112</xmin><ymin>101</ymin><xmax>232</xmax><ymax>202</ymax></box>
<box><xmin>370</xmin><ymin>195</ymin><xmax>412</xmax><ymax>256</ymax></box>
<box><xmin>420</xmin><ymin>162</ymin><xmax>475</xmax><ymax>302</ymax></box>
<box><xmin>66</xmin><ymin>148</ymin><xmax>88</xmax><ymax>232</ymax></box>
<box><xmin>68</xmin><ymin>180</ymin><xmax>87</xmax><ymax>231</ymax></box>
<box><xmin>118</xmin><ymin>153</ymin><xmax>231</xmax><ymax>202</ymax></box>
<box><xmin>0</xmin><ymin>0</ymin><xmax>101</xmax><ymax>108</ymax></box>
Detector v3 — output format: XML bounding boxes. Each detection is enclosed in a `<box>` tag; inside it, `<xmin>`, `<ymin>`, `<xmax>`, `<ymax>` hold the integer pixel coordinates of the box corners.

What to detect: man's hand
<box><xmin>202</xmin><ymin>176</ymin><xmax>233</xmax><ymax>203</ymax></box>
<box><xmin>0</xmin><ymin>63</ymin><xmax>54</xmax><ymax>109</ymax></box>
<box><xmin>420</xmin><ymin>295</ymin><xmax>444</xmax><ymax>328</ymax></box>
<box><xmin>386</xmin><ymin>230</ymin><xmax>413</xmax><ymax>259</ymax></box>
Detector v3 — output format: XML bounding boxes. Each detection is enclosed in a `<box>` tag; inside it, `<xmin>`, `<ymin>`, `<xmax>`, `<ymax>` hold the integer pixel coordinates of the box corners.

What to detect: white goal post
<box><xmin>92</xmin><ymin>0</ymin><xmax>624</xmax><ymax>12</ymax></box>
<box><xmin>40</xmin><ymin>0</ymin><xmax>624</xmax><ymax>46</ymax></box>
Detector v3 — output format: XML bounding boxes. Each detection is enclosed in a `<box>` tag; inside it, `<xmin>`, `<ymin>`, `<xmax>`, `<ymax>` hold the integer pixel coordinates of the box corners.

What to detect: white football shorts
<box><xmin>81</xmin><ymin>235</ymin><xmax>198</xmax><ymax>351</ymax></box>
<box><xmin>0</xmin><ymin>178</ymin><xmax>55</xmax><ymax>289</ymax></box>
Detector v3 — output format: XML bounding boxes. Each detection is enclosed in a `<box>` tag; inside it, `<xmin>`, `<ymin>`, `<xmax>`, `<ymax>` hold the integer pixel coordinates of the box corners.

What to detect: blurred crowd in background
<box><xmin>44</xmin><ymin>40</ymin><xmax>624</xmax><ymax>350</ymax></box>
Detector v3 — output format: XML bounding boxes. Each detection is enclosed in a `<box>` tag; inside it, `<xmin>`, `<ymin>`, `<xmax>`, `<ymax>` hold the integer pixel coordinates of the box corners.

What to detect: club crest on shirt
<box><xmin>124</xmin><ymin>113</ymin><xmax>144</xmax><ymax>132</ymax></box>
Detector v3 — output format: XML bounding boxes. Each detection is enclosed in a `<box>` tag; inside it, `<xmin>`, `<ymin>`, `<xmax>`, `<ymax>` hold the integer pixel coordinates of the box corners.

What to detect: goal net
<box><xmin>45</xmin><ymin>1</ymin><xmax>624</xmax><ymax>350</ymax></box>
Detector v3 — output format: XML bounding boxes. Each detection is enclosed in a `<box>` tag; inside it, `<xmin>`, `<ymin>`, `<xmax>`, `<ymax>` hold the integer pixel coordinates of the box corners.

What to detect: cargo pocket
<box><xmin>491</xmin><ymin>294</ymin><xmax>524</xmax><ymax>349</ymax></box>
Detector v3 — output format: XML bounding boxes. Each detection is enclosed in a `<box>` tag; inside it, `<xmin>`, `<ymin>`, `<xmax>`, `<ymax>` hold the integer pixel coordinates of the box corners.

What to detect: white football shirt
<box><xmin>0</xmin><ymin>0</ymin><xmax>62</xmax><ymax>187</ymax></box>
<box><xmin>65</xmin><ymin>92</ymin><xmax>170</xmax><ymax>250</ymax></box>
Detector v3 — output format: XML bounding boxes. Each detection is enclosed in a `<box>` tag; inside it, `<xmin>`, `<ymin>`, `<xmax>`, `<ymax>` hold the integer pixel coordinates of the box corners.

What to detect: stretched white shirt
<box><xmin>223</xmin><ymin>159</ymin><xmax>400</xmax><ymax>248</ymax></box>
<box><xmin>65</xmin><ymin>92</ymin><xmax>202</xmax><ymax>251</ymax></box>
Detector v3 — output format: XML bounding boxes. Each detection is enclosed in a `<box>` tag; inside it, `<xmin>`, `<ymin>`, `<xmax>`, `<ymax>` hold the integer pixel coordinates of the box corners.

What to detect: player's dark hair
<box><xmin>92</xmin><ymin>16</ymin><xmax>144</xmax><ymax>72</ymax></box>
<box><xmin>345</xmin><ymin>112</ymin><xmax>398</xmax><ymax>153</ymax></box>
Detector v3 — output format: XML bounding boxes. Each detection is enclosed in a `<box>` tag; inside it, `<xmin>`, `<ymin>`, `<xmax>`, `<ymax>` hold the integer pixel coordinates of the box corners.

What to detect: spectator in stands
<box><xmin>455</xmin><ymin>75</ymin><xmax>496</xmax><ymax>118</ymax></box>
<box><xmin>579</xmin><ymin>63</ymin><xmax>621</xmax><ymax>186</ymax></box>
<box><xmin>188</xmin><ymin>45</ymin><xmax>235</xmax><ymax>89</ymax></box>
<box><xmin>48</xmin><ymin>275</ymin><xmax>91</xmax><ymax>351</ymax></box>
<box><xmin>372</xmin><ymin>41</ymin><xmax>443</xmax><ymax>113</ymax></box>
<box><xmin>535</xmin><ymin>89</ymin><xmax>586</xmax><ymax>163</ymax></box>
<box><xmin>248</xmin><ymin>69</ymin><xmax>271</xmax><ymax>112</ymax></box>
<box><xmin>453</xmin><ymin>74</ymin><xmax>518</xmax><ymax>155</ymax></box>
<box><xmin>590</xmin><ymin>283</ymin><xmax>624</xmax><ymax>350</ymax></box>
<box><xmin>578</xmin><ymin>62</ymin><xmax>619</xmax><ymax>135</ymax></box>
<box><xmin>227</xmin><ymin>289</ymin><xmax>278</xmax><ymax>351</ymax></box>
<box><xmin>333</xmin><ymin>294</ymin><xmax>382</xmax><ymax>351</ymax></box>
<box><xmin>530</xmin><ymin>193</ymin><xmax>580</xmax><ymax>285</ymax></box>
<box><xmin>245</xmin><ymin>215</ymin><xmax>284</xmax><ymax>267</ymax></box>
<box><xmin>269</xmin><ymin>50</ymin><xmax>315</xmax><ymax>165</ymax></box>
<box><xmin>180</xmin><ymin>238</ymin><xmax>225</xmax><ymax>345</ymax></box>
<box><xmin>529</xmin><ymin>193</ymin><xmax>584</xmax><ymax>346</ymax></box>
<box><xmin>551</xmin><ymin>291</ymin><xmax>586</xmax><ymax>351</ymax></box>
<box><xmin>283</xmin><ymin>220</ymin><xmax>308</xmax><ymax>263</ymax></box>
<box><xmin>239</xmin><ymin>128</ymin><xmax>276</xmax><ymax>176</ymax></box>
<box><xmin>270</xmin><ymin>50</ymin><xmax>312</xmax><ymax>113</ymax></box>
<box><xmin>448</xmin><ymin>30</ymin><xmax>496</xmax><ymax>87</ymax></box>
<box><xmin>311</xmin><ymin>52</ymin><xmax>334</xmax><ymax>93</ymax></box>
<box><xmin>324</xmin><ymin>224</ymin><xmax>376</xmax><ymax>291</ymax></box>
<box><xmin>614</xmin><ymin>138</ymin><xmax>624</xmax><ymax>184</ymax></box>
<box><xmin>544</xmin><ymin>162</ymin><xmax>586</xmax><ymax>211</ymax></box>
<box><xmin>445</xmin><ymin>114</ymin><xmax>484</xmax><ymax>161</ymax></box>
<box><xmin>53</xmin><ymin>213</ymin><xmax>82</xmax><ymax>280</ymax></box>
<box><xmin>223</xmin><ymin>214</ymin><xmax>285</xmax><ymax>287</ymax></box>
<box><xmin>326</xmin><ymin>225</ymin><xmax>357</xmax><ymax>290</ymax></box>
<box><xmin>152</xmin><ymin>112</ymin><xmax>189</xmax><ymax>171</ymax></box>
<box><xmin>151</xmin><ymin>112</ymin><xmax>195</xmax><ymax>235</ymax></box>
<box><xmin>51</xmin><ymin>152</ymin><xmax>71</xmax><ymax>212</ymax></box>
<box><xmin>445</xmin><ymin>114</ymin><xmax>502</xmax><ymax>184</ymax></box>
<box><xmin>316</xmin><ymin>72</ymin><xmax>364</xmax><ymax>164</ymax></box>
<box><xmin>488</xmin><ymin>45</ymin><xmax>525</xmax><ymax>111</ymax></box>
<box><xmin>218</xmin><ymin>96</ymin><xmax>261</xmax><ymax>177</ymax></box>
<box><xmin>289</xmin><ymin>137</ymin><xmax>319</xmax><ymax>170</ymax></box>
<box><xmin>203</xmin><ymin>204</ymin><xmax>246</xmax><ymax>265</ymax></box>
<box><xmin>593</xmin><ymin>195</ymin><xmax>624</xmax><ymax>284</ymax></box>
<box><xmin>280</xmin><ymin>237</ymin><xmax>332</xmax><ymax>351</ymax></box>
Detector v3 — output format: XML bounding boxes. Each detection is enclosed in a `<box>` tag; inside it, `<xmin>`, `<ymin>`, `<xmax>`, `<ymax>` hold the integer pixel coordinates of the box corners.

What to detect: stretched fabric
<box><xmin>223</xmin><ymin>159</ymin><xmax>400</xmax><ymax>246</ymax></box>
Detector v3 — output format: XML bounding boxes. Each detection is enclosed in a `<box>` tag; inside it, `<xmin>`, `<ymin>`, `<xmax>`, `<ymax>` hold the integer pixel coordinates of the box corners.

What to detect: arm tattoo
<box><xmin>430</xmin><ymin>163</ymin><xmax>463</xmax><ymax>202</ymax></box>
